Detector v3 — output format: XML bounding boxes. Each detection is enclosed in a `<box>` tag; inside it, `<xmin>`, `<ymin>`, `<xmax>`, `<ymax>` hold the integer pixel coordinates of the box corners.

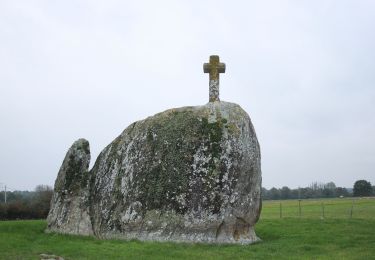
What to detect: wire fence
<box><xmin>260</xmin><ymin>197</ymin><xmax>375</xmax><ymax>220</ymax></box>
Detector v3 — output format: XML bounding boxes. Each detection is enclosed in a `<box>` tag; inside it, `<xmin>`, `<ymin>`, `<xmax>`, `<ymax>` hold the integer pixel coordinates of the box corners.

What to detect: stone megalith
<box><xmin>47</xmin><ymin>101</ymin><xmax>262</xmax><ymax>244</ymax></box>
<box><xmin>47</xmin><ymin>138</ymin><xmax>93</xmax><ymax>235</ymax></box>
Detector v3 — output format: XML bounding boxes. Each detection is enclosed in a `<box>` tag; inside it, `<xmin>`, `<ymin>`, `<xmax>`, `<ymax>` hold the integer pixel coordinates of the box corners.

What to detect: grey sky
<box><xmin>0</xmin><ymin>1</ymin><xmax>374</xmax><ymax>191</ymax></box>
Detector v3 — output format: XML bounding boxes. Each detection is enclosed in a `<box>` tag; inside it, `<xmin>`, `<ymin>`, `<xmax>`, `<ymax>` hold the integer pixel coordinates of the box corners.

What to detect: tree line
<box><xmin>0</xmin><ymin>180</ymin><xmax>373</xmax><ymax>220</ymax></box>
<box><xmin>262</xmin><ymin>180</ymin><xmax>374</xmax><ymax>200</ymax></box>
<box><xmin>0</xmin><ymin>185</ymin><xmax>52</xmax><ymax>220</ymax></box>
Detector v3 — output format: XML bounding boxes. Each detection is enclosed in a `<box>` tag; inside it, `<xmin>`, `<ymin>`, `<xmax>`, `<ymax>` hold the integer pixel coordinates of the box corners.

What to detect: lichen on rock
<box><xmin>47</xmin><ymin>101</ymin><xmax>262</xmax><ymax>244</ymax></box>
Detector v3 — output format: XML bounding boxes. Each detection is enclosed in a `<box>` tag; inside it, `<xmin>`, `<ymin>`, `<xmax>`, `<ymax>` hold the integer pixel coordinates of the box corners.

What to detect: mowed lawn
<box><xmin>1</xmin><ymin>198</ymin><xmax>374</xmax><ymax>260</ymax></box>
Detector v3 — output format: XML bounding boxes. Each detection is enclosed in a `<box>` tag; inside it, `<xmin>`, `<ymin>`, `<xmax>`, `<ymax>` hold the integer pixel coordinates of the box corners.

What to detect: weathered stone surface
<box><xmin>40</xmin><ymin>253</ymin><xmax>64</xmax><ymax>260</ymax></box>
<box><xmin>47</xmin><ymin>101</ymin><xmax>262</xmax><ymax>244</ymax></box>
<box><xmin>47</xmin><ymin>138</ymin><xmax>93</xmax><ymax>235</ymax></box>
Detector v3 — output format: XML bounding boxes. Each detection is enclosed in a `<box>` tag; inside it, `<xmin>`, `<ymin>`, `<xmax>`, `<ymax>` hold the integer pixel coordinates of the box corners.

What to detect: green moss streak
<box><xmin>126</xmin><ymin>110</ymin><xmax>201</xmax><ymax>214</ymax></box>
<box><xmin>200</xmin><ymin>117</ymin><xmax>226</xmax><ymax>213</ymax></box>
<box><xmin>64</xmin><ymin>155</ymin><xmax>84</xmax><ymax>193</ymax></box>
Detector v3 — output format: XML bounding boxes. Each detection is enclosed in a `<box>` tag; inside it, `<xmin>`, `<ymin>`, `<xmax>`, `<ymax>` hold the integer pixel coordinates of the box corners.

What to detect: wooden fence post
<box><xmin>350</xmin><ymin>199</ymin><xmax>355</xmax><ymax>219</ymax></box>
<box><xmin>280</xmin><ymin>202</ymin><xmax>282</xmax><ymax>218</ymax></box>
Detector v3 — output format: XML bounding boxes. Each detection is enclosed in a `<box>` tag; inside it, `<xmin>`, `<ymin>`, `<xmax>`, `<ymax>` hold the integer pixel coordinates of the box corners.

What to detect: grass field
<box><xmin>1</xmin><ymin>198</ymin><xmax>374</xmax><ymax>259</ymax></box>
<box><xmin>261</xmin><ymin>197</ymin><xmax>375</xmax><ymax>219</ymax></box>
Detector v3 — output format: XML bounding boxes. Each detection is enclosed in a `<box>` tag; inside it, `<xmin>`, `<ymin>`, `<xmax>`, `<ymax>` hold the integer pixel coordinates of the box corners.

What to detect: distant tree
<box><xmin>335</xmin><ymin>187</ymin><xmax>349</xmax><ymax>197</ymax></box>
<box><xmin>291</xmin><ymin>189</ymin><xmax>299</xmax><ymax>199</ymax></box>
<box><xmin>309</xmin><ymin>182</ymin><xmax>325</xmax><ymax>198</ymax></box>
<box><xmin>280</xmin><ymin>186</ymin><xmax>291</xmax><ymax>199</ymax></box>
<box><xmin>269</xmin><ymin>187</ymin><xmax>280</xmax><ymax>200</ymax></box>
<box><xmin>299</xmin><ymin>187</ymin><xmax>314</xmax><ymax>199</ymax></box>
<box><xmin>32</xmin><ymin>185</ymin><xmax>53</xmax><ymax>218</ymax></box>
<box><xmin>322</xmin><ymin>182</ymin><xmax>336</xmax><ymax>198</ymax></box>
<box><xmin>325</xmin><ymin>182</ymin><xmax>336</xmax><ymax>190</ymax></box>
<box><xmin>261</xmin><ymin>187</ymin><xmax>270</xmax><ymax>200</ymax></box>
<box><xmin>322</xmin><ymin>188</ymin><xmax>334</xmax><ymax>198</ymax></box>
<box><xmin>353</xmin><ymin>180</ymin><xmax>372</xmax><ymax>197</ymax></box>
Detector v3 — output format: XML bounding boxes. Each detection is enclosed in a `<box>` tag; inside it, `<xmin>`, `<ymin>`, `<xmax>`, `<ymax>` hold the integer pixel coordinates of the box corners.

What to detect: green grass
<box><xmin>1</xmin><ymin>198</ymin><xmax>375</xmax><ymax>259</ymax></box>
<box><xmin>261</xmin><ymin>197</ymin><xmax>375</xmax><ymax>219</ymax></box>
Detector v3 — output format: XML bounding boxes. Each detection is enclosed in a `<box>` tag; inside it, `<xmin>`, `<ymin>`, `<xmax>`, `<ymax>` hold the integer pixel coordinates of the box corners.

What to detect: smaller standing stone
<box><xmin>204</xmin><ymin>55</ymin><xmax>226</xmax><ymax>102</ymax></box>
<box><xmin>47</xmin><ymin>138</ymin><xmax>92</xmax><ymax>235</ymax></box>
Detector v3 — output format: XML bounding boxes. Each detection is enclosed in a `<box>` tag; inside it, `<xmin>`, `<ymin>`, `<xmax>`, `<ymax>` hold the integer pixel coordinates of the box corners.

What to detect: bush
<box><xmin>0</xmin><ymin>185</ymin><xmax>52</xmax><ymax>220</ymax></box>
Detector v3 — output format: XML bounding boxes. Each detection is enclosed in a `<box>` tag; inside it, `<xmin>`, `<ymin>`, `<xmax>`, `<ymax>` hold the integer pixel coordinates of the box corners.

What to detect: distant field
<box><xmin>1</xmin><ymin>198</ymin><xmax>374</xmax><ymax>259</ymax></box>
<box><xmin>261</xmin><ymin>197</ymin><xmax>375</xmax><ymax>219</ymax></box>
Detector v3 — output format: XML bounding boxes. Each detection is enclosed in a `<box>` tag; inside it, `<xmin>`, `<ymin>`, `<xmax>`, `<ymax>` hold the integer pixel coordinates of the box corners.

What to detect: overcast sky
<box><xmin>1</xmin><ymin>1</ymin><xmax>374</xmax><ymax>191</ymax></box>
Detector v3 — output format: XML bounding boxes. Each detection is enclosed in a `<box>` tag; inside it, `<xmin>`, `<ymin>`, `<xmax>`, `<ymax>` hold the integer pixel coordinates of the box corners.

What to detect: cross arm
<box><xmin>203</xmin><ymin>63</ymin><xmax>211</xmax><ymax>73</ymax></box>
<box><xmin>217</xmin><ymin>63</ymin><xmax>226</xmax><ymax>73</ymax></box>
<box><xmin>203</xmin><ymin>63</ymin><xmax>226</xmax><ymax>73</ymax></box>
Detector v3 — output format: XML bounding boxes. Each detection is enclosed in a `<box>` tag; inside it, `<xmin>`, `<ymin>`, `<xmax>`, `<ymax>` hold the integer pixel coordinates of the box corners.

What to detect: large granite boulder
<box><xmin>47</xmin><ymin>101</ymin><xmax>262</xmax><ymax>244</ymax></box>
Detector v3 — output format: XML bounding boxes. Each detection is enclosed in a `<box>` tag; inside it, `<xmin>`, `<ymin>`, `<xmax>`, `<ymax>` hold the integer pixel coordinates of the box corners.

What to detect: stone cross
<box><xmin>203</xmin><ymin>55</ymin><xmax>226</xmax><ymax>102</ymax></box>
